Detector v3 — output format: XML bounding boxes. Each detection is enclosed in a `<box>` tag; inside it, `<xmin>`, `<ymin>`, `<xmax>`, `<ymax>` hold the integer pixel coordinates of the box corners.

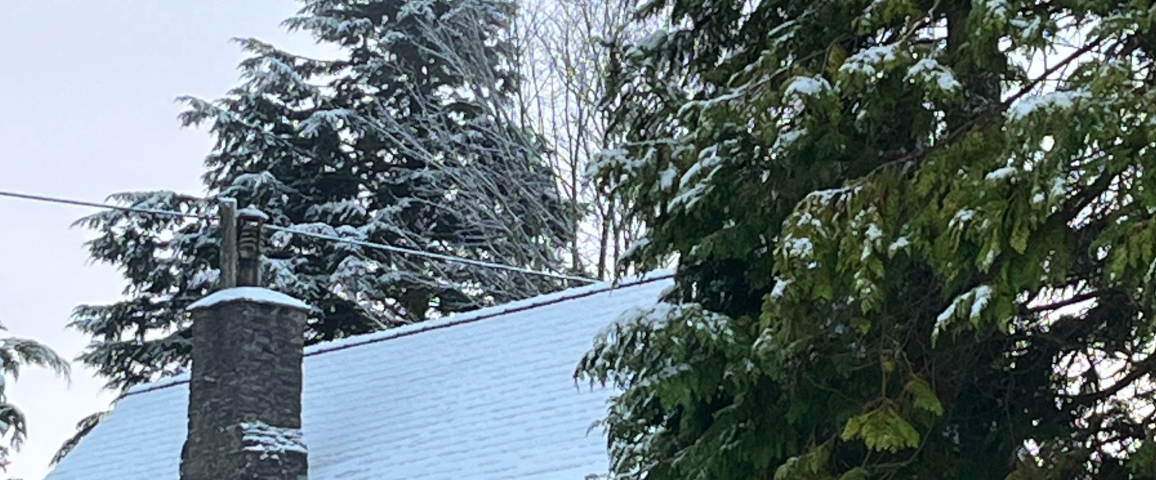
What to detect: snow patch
<box><xmin>774</xmin><ymin>128</ymin><xmax>807</xmax><ymax>150</ymax></box>
<box><xmin>984</xmin><ymin>167</ymin><xmax>1016</xmax><ymax>181</ymax></box>
<box><xmin>299</xmin><ymin>109</ymin><xmax>349</xmax><ymax>138</ymax></box>
<box><xmin>784</xmin><ymin>237</ymin><xmax>815</xmax><ymax>259</ymax></box>
<box><xmin>969</xmin><ymin>285</ymin><xmax>993</xmax><ymax>320</ymax></box>
<box><xmin>240</xmin><ymin>421</ymin><xmax>307</xmax><ymax>458</ymax></box>
<box><xmin>934</xmin><ymin>301</ymin><xmax>958</xmax><ymax>334</ymax></box>
<box><xmin>305</xmin><ymin>199</ymin><xmax>367</xmax><ymax>222</ymax></box>
<box><xmin>905</xmin><ymin>58</ymin><xmax>961</xmax><ymax>92</ymax></box>
<box><xmin>187</xmin><ymin>287</ymin><xmax>312</xmax><ymax>312</ymax></box>
<box><xmin>621</xmin><ymin>237</ymin><xmax>650</xmax><ymax>260</ymax></box>
<box><xmin>862</xmin><ymin>224</ymin><xmax>883</xmax><ymax>260</ymax></box>
<box><xmin>804</xmin><ymin>184</ymin><xmax>862</xmax><ymax>204</ymax></box>
<box><xmin>950</xmin><ymin>208</ymin><xmax>976</xmax><ymax>228</ymax></box>
<box><xmin>229</xmin><ymin>172</ymin><xmax>280</xmax><ymax>190</ymax></box>
<box><xmin>933</xmin><ymin>285</ymin><xmax>994</xmax><ymax>341</ymax></box>
<box><xmin>1010</xmin><ymin>17</ymin><xmax>1043</xmax><ymax>41</ymax></box>
<box><xmin>783</xmin><ymin>75</ymin><xmax>831</xmax><ymax>98</ymax></box>
<box><xmin>614</xmin><ymin>301</ymin><xmax>734</xmax><ymax>342</ymax></box>
<box><xmin>237</xmin><ymin>207</ymin><xmax>270</xmax><ymax>222</ymax></box>
<box><xmin>782</xmin><ymin>75</ymin><xmax>831</xmax><ymax>113</ymax></box>
<box><xmin>840</xmin><ymin>44</ymin><xmax>899</xmax><ymax>78</ymax></box>
<box><xmin>1007</xmin><ymin>89</ymin><xmax>1091</xmax><ymax>121</ymax></box>
<box><xmin>769</xmin><ymin>278</ymin><xmax>791</xmax><ymax>299</ymax></box>
<box><xmin>888</xmin><ymin>237</ymin><xmax>910</xmax><ymax>255</ymax></box>
<box><xmin>671</xmin><ymin>146</ymin><xmax>724</xmax><ymax>210</ymax></box>
<box><xmin>658</xmin><ymin>167</ymin><xmax>678</xmax><ymax>190</ymax></box>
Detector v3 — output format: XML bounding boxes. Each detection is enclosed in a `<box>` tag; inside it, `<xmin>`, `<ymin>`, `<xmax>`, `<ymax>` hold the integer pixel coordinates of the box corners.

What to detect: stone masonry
<box><xmin>181</xmin><ymin>295</ymin><xmax>309</xmax><ymax>480</ymax></box>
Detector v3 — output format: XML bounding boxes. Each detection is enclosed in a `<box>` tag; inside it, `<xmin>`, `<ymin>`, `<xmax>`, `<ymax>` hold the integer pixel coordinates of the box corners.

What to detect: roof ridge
<box><xmin>122</xmin><ymin>271</ymin><xmax>672</xmax><ymax>397</ymax></box>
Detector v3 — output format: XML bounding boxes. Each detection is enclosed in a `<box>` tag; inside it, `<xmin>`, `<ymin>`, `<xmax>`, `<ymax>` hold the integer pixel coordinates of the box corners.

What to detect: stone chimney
<box><xmin>181</xmin><ymin>288</ymin><xmax>311</xmax><ymax>480</ymax></box>
<box><xmin>180</xmin><ymin>205</ymin><xmax>310</xmax><ymax>479</ymax></box>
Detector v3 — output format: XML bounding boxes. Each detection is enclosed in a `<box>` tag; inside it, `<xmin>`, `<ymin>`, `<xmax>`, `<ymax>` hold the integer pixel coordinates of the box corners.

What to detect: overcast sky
<box><xmin>0</xmin><ymin>3</ymin><xmax>334</xmax><ymax>478</ymax></box>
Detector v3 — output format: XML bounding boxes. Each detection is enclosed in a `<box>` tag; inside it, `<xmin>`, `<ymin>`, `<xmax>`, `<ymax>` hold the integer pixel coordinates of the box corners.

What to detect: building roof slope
<box><xmin>45</xmin><ymin>273</ymin><xmax>672</xmax><ymax>480</ymax></box>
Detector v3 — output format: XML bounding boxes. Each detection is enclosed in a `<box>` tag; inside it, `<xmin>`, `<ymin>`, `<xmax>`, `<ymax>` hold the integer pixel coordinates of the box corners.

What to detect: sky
<box><xmin>0</xmin><ymin>3</ymin><xmax>334</xmax><ymax>478</ymax></box>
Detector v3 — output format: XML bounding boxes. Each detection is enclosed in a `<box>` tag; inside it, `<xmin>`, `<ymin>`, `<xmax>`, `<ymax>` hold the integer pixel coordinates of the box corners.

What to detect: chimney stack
<box><xmin>181</xmin><ymin>289</ymin><xmax>311</xmax><ymax>480</ymax></box>
<box><xmin>180</xmin><ymin>205</ymin><xmax>310</xmax><ymax>480</ymax></box>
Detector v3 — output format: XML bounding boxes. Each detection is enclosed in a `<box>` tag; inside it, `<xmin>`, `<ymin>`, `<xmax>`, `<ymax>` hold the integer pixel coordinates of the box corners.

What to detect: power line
<box><xmin>0</xmin><ymin>189</ymin><xmax>599</xmax><ymax>284</ymax></box>
<box><xmin>0</xmin><ymin>190</ymin><xmax>207</xmax><ymax>220</ymax></box>
<box><xmin>265</xmin><ymin>225</ymin><xmax>597</xmax><ymax>283</ymax></box>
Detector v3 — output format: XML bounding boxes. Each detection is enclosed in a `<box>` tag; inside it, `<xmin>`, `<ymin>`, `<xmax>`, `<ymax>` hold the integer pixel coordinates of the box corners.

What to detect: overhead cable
<box><xmin>0</xmin><ymin>190</ymin><xmax>207</xmax><ymax>219</ymax></box>
<box><xmin>264</xmin><ymin>225</ymin><xmax>597</xmax><ymax>283</ymax></box>
<box><xmin>0</xmin><ymin>189</ymin><xmax>599</xmax><ymax>284</ymax></box>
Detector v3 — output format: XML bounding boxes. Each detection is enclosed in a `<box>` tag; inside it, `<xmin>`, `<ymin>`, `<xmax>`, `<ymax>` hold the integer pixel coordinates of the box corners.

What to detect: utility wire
<box><xmin>0</xmin><ymin>189</ymin><xmax>599</xmax><ymax>284</ymax></box>
<box><xmin>0</xmin><ymin>190</ymin><xmax>207</xmax><ymax>219</ymax></box>
<box><xmin>265</xmin><ymin>225</ymin><xmax>597</xmax><ymax>283</ymax></box>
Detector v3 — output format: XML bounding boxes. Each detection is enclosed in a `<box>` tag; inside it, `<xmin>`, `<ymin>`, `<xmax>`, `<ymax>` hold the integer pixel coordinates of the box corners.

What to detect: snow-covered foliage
<box><xmin>577</xmin><ymin>301</ymin><xmax>746</xmax><ymax>477</ymax></box>
<box><xmin>69</xmin><ymin>0</ymin><xmax>573</xmax><ymax>396</ymax></box>
<box><xmin>904</xmin><ymin>58</ymin><xmax>962</xmax><ymax>93</ymax></box>
<box><xmin>1006</xmin><ymin>88</ymin><xmax>1093</xmax><ymax>121</ymax></box>
<box><xmin>838</xmin><ymin>44</ymin><xmax>901</xmax><ymax>78</ymax></box>
<box><xmin>578</xmin><ymin>0</ymin><xmax>1156</xmax><ymax>478</ymax></box>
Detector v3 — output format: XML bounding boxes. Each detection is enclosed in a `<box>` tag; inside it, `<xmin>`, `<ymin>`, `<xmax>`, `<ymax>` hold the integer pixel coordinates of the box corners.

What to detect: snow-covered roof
<box><xmin>45</xmin><ymin>272</ymin><xmax>673</xmax><ymax>480</ymax></box>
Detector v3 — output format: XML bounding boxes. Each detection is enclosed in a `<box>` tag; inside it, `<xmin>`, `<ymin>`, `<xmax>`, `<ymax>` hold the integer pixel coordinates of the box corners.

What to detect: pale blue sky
<box><xmin>0</xmin><ymin>3</ymin><xmax>333</xmax><ymax>478</ymax></box>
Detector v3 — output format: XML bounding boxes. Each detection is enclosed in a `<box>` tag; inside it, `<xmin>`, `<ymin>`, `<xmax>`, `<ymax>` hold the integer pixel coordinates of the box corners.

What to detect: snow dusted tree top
<box><xmin>70</xmin><ymin>0</ymin><xmax>573</xmax><ymax>393</ymax></box>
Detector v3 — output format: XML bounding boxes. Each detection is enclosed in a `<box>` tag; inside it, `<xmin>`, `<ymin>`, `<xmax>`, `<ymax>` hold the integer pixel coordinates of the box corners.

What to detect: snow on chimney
<box><xmin>180</xmin><ymin>205</ymin><xmax>311</xmax><ymax>480</ymax></box>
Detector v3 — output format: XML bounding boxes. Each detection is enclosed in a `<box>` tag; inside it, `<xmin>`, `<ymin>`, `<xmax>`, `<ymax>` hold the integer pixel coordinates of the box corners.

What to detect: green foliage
<box><xmin>902</xmin><ymin>375</ymin><xmax>943</xmax><ymax>416</ymax></box>
<box><xmin>841</xmin><ymin>401</ymin><xmax>920</xmax><ymax>453</ymax></box>
<box><xmin>579</xmin><ymin>0</ymin><xmax>1156</xmax><ymax>478</ymax></box>
<box><xmin>774</xmin><ymin>445</ymin><xmax>833</xmax><ymax>480</ymax></box>
<box><xmin>0</xmin><ymin>326</ymin><xmax>70</xmax><ymax>470</ymax></box>
<box><xmin>1130</xmin><ymin>438</ymin><xmax>1156</xmax><ymax>478</ymax></box>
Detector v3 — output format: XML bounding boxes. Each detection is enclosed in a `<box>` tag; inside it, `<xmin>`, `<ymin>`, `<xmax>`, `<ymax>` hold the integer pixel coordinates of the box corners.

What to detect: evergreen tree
<box><xmin>579</xmin><ymin>0</ymin><xmax>1156</xmax><ymax>478</ymax></box>
<box><xmin>0</xmin><ymin>323</ymin><xmax>69</xmax><ymax>471</ymax></box>
<box><xmin>71</xmin><ymin>0</ymin><xmax>573</xmax><ymax>393</ymax></box>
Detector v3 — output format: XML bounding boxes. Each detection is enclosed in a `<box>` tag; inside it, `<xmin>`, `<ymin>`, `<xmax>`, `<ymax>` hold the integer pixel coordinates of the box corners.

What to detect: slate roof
<box><xmin>45</xmin><ymin>273</ymin><xmax>672</xmax><ymax>480</ymax></box>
